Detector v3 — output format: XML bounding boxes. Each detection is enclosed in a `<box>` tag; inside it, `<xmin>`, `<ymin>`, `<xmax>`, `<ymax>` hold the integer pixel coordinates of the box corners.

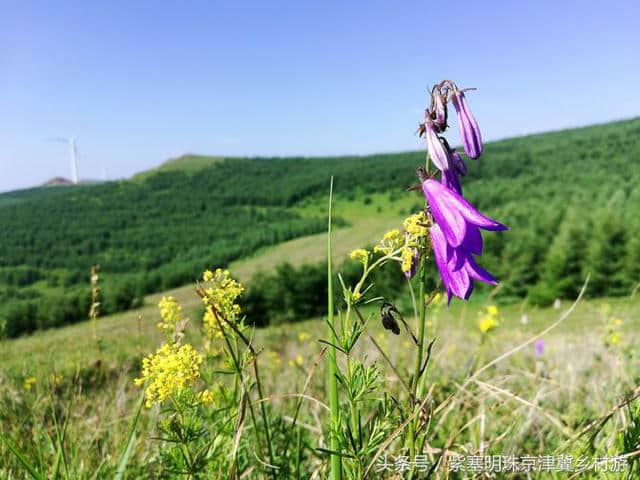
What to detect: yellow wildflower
<box><xmin>297</xmin><ymin>332</ymin><xmax>311</xmax><ymax>342</ymax></box>
<box><xmin>374</xmin><ymin>229</ymin><xmax>404</xmax><ymax>255</ymax></box>
<box><xmin>401</xmin><ymin>247</ymin><xmax>415</xmax><ymax>274</ymax></box>
<box><xmin>607</xmin><ymin>331</ymin><xmax>621</xmax><ymax>346</ymax></box>
<box><xmin>403</xmin><ymin>211</ymin><xmax>429</xmax><ymax>238</ymax></box>
<box><xmin>289</xmin><ymin>354</ymin><xmax>304</xmax><ymax>368</ymax></box>
<box><xmin>23</xmin><ymin>377</ymin><xmax>36</xmax><ymax>391</ymax></box>
<box><xmin>197</xmin><ymin>389</ymin><xmax>215</xmax><ymax>405</ymax></box>
<box><xmin>614</xmin><ymin>318</ymin><xmax>623</xmax><ymax>326</ymax></box>
<box><xmin>50</xmin><ymin>374</ymin><xmax>62</xmax><ymax>388</ymax></box>
<box><xmin>200</xmin><ymin>269</ymin><xmax>244</xmax><ymax>340</ymax></box>
<box><xmin>486</xmin><ymin>305</ymin><xmax>499</xmax><ymax>316</ymax></box>
<box><xmin>134</xmin><ymin>343</ymin><xmax>204</xmax><ymax>408</ymax></box>
<box><xmin>478</xmin><ymin>315</ymin><xmax>499</xmax><ymax>334</ymax></box>
<box><xmin>157</xmin><ymin>296</ymin><xmax>183</xmax><ymax>334</ymax></box>
<box><xmin>350</xmin><ymin>248</ymin><xmax>369</xmax><ymax>265</ymax></box>
<box><xmin>203</xmin><ymin>307</ymin><xmax>225</xmax><ymax>340</ymax></box>
<box><xmin>267</xmin><ymin>350</ymin><xmax>282</xmax><ymax>366</ymax></box>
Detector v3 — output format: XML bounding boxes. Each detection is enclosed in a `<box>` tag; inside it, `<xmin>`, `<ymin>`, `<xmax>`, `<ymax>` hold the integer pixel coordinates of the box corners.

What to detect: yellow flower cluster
<box><xmin>157</xmin><ymin>296</ymin><xmax>183</xmax><ymax>334</ymax></box>
<box><xmin>606</xmin><ymin>317</ymin><xmax>623</xmax><ymax>347</ymax></box>
<box><xmin>200</xmin><ymin>269</ymin><xmax>244</xmax><ymax>340</ymax></box>
<box><xmin>403</xmin><ymin>211</ymin><xmax>429</xmax><ymax>238</ymax></box>
<box><xmin>478</xmin><ymin>305</ymin><xmax>500</xmax><ymax>333</ymax></box>
<box><xmin>134</xmin><ymin>343</ymin><xmax>204</xmax><ymax>408</ymax></box>
<box><xmin>371</xmin><ymin>213</ymin><xmax>431</xmax><ymax>276</ymax></box>
<box><xmin>23</xmin><ymin>376</ymin><xmax>36</xmax><ymax>392</ymax></box>
<box><xmin>203</xmin><ymin>307</ymin><xmax>224</xmax><ymax>339</ymax></box>
<box><xmin>401</xmin><ymin>247</ymin><xmax>416</xmax><ymax>274</ymax></box>
<box><xmin>197</xmin><ymin>389</ymin><xmax>215</xmax><ymax>405</ymax></box>
<box><xmin>350</xmin><ymin>248</ymin><xmax>369</xmax><ymax>265</ymax></box>
<box><xmin>374</xmin><ymin>229</ymin><xmax>404</xmax><ymax>255</ymax></box>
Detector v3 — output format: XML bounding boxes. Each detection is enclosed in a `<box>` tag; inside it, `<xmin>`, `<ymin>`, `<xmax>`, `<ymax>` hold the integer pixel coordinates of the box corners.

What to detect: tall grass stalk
<box><xmin>326</xmin><ymin>177</ymin><xmax>343</xmax><ymax>480</ymax></box>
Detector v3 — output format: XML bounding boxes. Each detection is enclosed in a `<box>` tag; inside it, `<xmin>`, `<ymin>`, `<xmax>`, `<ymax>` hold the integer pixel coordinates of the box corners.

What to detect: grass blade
<box><xmin>114</xmin><ymin>390</ymin><xmax>145</xmax><ymax>480</ymax></box>
<box><xmin>0</xmin><ymin>432</ymin><xmax>46</xmax><ymax>480</ymax></box>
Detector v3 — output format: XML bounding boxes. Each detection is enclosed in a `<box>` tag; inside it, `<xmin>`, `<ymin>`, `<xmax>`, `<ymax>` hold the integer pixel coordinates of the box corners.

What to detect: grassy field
<box><xmin>2</xmin><ymin>187</ymin><xmax>639</xmax><ymax>477</ymax></box>
<box><xmin>0</xmin><ymin>192</ymin><xmax>412</xmax><ymax>376</ymax></box>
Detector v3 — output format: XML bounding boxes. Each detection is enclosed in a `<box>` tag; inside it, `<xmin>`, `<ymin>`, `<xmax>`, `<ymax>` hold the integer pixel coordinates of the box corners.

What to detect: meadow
<box><xmin>2</xmin><ymin>117</ymin><xmax>640</xmax><ymax>338</ymax></box>
<box><xmin>1</xmin><ymin>114</ymin><xmax>640</xmax><ymax>478</ymax></box>
<box><xmin>1</xmin><ymin>192</ymin><xmax>639</xmax><ymax>478</ymax></box>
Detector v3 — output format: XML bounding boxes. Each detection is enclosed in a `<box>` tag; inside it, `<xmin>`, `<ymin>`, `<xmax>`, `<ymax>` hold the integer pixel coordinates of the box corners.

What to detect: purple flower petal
<box><xmin>451</xmin><ymin>151</ymin><xmax>467</xmax><ymax>176</ymax></box>
<box><xmin>452</xmin><ymin>89</ymin><xmax>483</xmax><ymax>159</ymax></box>
<box><xmin>423</xmin><ymin>180</ymin><xmax>507</xmax><ymax>248</ymax></box>
<box><xmin>461</xmin><ymin>225</ymin><xmax>483</xmax><ymax>256</ymax></box>
<box><xmin>464</xmin><ymin>255</ymin><xmax>498</xmax><ymax>285</ymax></box>
<box><xmin>441</xmin><ymin>166</ymin><xmax>462</xmax><ymax>195</ymax></box>
<box><xmin>424</xmin><ymin>115</ymin><xmax>450</xmax><ymax>171</ymax></box>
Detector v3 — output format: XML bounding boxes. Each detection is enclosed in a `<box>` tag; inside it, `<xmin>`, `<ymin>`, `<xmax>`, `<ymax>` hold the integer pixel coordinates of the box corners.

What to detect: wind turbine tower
<box><xmin>68</xmin><ymin>136</ymin><xmax>79</xmax><ymax>184</ymax></box>
<box><xmin>49</xmin><ymin>136</ymin><xmax>79</xmax><ymax>184</ymax></box>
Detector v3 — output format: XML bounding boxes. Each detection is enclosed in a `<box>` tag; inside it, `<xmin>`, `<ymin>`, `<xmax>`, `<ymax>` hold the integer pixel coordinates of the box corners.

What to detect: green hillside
<box><xmin>1</xmin><ymin>117</ymin><xmax>639</xmax><ymax>338</ymax></box>
<box><xmin>131</xmin><ymin>153</ymin><xmax>227</xmax><ymax>180</ymax></box>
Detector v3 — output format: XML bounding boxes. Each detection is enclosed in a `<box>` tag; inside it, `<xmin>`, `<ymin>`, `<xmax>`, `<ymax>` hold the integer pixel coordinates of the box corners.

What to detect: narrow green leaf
<box><xmin>0</xmin><ymin>432</ymin><xmax>46</xmax><ymax>480</ymax></box>
<box><xmin>114</xmin><ymin>390</ymin><xmax>145</xmax><ymax>480</ymax></box>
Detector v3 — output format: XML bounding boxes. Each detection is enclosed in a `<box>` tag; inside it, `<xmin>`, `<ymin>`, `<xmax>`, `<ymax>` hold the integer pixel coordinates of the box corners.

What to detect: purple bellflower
<box><xmin>535</xmin><ymin>339</ymin><xmax>545</xmax><ymax>356</ymax></box>
<box><xmin>451</xmin><ymin>89</ymin><xmax>483</xmax><ymax>159</ymax></box>
<box><xmin>430</xmin><ymin>224</ymin><xmax>497</xmax><ymax>303</ymax></box>
<box><xmin>422</xmin><ymin>179</ymin><xmax>507</xmax><ymax>255</ymax></box>
<box><xmin>421</xmin><ymin>178</ymin><xmax>507</xmax><ymax>303</ymax></box>
<box><xmin>422</xmin><ymin>112</ymin><xmax>450</xmax><ymax>171</ymax></box>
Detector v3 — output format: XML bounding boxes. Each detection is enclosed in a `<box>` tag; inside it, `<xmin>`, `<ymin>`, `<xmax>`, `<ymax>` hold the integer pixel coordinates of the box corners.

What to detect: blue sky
<box><xmin>1</xmin><ymin>0</ymin><xmax>639</xmax><ymax>192</ymax></box>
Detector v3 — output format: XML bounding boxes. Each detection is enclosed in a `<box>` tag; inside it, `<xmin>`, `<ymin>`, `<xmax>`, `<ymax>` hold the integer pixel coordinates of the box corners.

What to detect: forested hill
<box><xmin>1</xmin><ymin>117</ymin><xmax>639</xmax><ymax>337</ymax></box>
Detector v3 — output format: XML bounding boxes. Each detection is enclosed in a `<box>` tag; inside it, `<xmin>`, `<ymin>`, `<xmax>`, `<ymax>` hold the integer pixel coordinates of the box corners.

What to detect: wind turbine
<box><xmin>48</xmin><ymin>136</ymin><xmax>79</xmax><ymax>184</ymax></box>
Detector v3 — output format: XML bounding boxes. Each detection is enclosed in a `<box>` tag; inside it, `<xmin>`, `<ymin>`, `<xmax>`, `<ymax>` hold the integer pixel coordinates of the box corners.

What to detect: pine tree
<box><xmin>583</xmin><ymin>192</ymin><xmax>627</xmax><ymax>296</ymax></box>
<box><xmin>536</xmin><ymin>205</ymin><xmax>590</xmax><ymax>300</ymax></box>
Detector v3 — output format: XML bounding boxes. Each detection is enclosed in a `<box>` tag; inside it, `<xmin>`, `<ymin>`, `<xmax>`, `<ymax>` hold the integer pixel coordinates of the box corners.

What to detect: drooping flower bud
<box><xmin>451</xmin><ymin>150</ymin><xmax>467</xmax><ymax>176</ymax></box>
<box><xmin>451</xmin><ymin>89</ymin><xmax>482</xmax><ymax>159</ymax></box>
<box><xmin>422</xmin><ymin>112</ymin><xmax>450</xmax><ymax>171</ymax></box>
<box><xmin>431</xmin><ymin>85</ymin><xmax>447</xmax><ymax>131</ymax></box>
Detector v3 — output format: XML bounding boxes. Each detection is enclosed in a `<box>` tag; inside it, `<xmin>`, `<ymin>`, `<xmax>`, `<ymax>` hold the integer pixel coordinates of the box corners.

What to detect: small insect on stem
<box><xmin>380</xmin><ymin>302</ymin><xmax>418</xmax><ymax>344</ymax></box>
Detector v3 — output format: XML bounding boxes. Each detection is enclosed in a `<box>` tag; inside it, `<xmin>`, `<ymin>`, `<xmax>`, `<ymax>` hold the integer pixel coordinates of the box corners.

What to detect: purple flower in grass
<box><xmin>451</xmin><ymin>89</ymin><xmax>483</xmax><ymax>159</ymax></box>
<box><xmin>430</xmin><ymin>223</ymin><xmax>497</xmax><ymax>303</ymax></box>
<box><xmin>422</xmin><ymin>179</ymin><xmax>507</xmax><ymax>255</ymax></box>
<box><xmin>535</xmin><ymin>339</ymin><xmax>545</xmax><ymax>356</ymax></box>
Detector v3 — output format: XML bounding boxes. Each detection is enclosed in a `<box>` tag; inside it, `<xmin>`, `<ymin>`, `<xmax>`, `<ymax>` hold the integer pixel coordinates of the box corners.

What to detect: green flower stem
<box><xmin>252</xmin><ymin>353</ymin><xmax>277</xmax><ymax>474</ymax></box>
<box><xmin>344</xmin><ymin>305</ymin><xmax>360</xmax><ymax>445</ymax></box>
<box><xmin>327</xmin><ymin>177</ymin><xmax>343</xmax><ymax>480</ymax></box>
<box><xmin>215</xmin><ymin>317</ymin><xmax>262</xmax><ymax>455</ymax></box>
<box><xmin>352</xmin><ymin>305</ymin><xmax>412</xmax><ymax>396</ymax></box>
<box><xmin>213</xmin><ymin>312</ymin><xmax>277</xmax><ymax>477</ymax></box>
<box><xmin>407</xmin><ymin>251</ymin><xmax>428</xmax><ymax>460</ymax></box>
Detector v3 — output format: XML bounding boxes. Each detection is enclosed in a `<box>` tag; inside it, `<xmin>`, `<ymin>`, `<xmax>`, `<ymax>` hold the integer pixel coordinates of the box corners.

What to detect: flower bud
<box><xmin>422</xmin><ymin>113</ymin><xmax>450</xmax><ymax>171</ymax></box>
<box><xmin>431</xmin><ymin>86</ymin><xmax>447</xmax><ymax>131</ymax></box>
<box><xmin>451</xmin><ymin>150</ymin><xmax>467</xmax><ymax>176</ymax></box>
<box><xmin>451</xmin><ymin>89</ymin><xmax>482</xmax><ymax>159</ymax></box>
